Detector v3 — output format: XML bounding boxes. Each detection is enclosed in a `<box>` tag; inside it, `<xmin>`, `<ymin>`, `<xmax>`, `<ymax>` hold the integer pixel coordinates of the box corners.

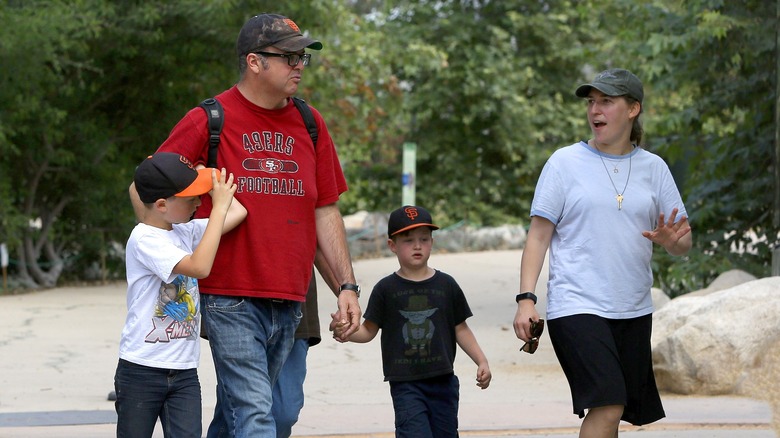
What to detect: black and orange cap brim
<box><xmin>390</xmin><ymin>223</ymin><xmax>440</xmax><ymax>237</ymax></box>
<box><xmin>175</xmin><ymin>168</ymin><xmax>216</xmax><ymax>198</ymax></box>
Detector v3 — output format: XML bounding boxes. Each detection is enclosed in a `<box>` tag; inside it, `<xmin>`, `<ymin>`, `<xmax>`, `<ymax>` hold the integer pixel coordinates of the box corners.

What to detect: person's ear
<box><xmin>154</xmin><ymin>198</ymin><xmax>168</xmax><ymax>212</ymax></box>
<box><xmin>246</xmin><ymin>53</ymin><xmax>265</xmax><ymax>73</ymax></box>
<box><xmin>629</xmin><ymin>100</ymin><xmax>641</xmax><ymax>119</ymax></box>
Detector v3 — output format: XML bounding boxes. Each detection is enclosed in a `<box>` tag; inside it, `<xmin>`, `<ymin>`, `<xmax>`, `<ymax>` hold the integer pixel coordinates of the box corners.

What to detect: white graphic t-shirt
<box><xmin>120</xmin><ymin>219</ymin><xmax>207</xmax><ymax>369</ymax></box>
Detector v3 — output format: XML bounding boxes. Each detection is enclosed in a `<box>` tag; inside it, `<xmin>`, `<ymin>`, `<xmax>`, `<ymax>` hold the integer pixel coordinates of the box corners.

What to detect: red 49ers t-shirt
<box><xmin>157</xmin><ymin>86</ymin><xmax>347</xmax><ymax>301</ymax></box>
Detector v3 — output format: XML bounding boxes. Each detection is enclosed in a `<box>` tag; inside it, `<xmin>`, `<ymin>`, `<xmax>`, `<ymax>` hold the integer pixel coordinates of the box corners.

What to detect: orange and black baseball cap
<box><xmin>237</xmin><ymin>13</ymin><xmax>322</xmax><ymax>56</ymax></box>
<box><xmin>134</xmin><ymin>152</ymin><xmax>214</xmax><ymax>203</ymax></box>
<box><xmin>388</xmin><ymin>205</ymin><xmax>440</xmax><ymax>238</ymax></box>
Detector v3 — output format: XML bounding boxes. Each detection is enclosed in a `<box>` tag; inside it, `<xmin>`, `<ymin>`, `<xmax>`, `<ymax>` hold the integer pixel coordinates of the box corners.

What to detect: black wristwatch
<box><xmin>339</xmin><ymin>283</ymin><xmax>361</xmax><ymax>298</ymax></box>
<box><xmin>515</xmin><ymin>292</ymin><xmax>538</xmax><ymax>304</ymax></box>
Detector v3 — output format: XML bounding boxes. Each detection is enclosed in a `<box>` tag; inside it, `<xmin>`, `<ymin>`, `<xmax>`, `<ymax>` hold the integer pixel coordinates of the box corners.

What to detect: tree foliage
<box><xmin>596</xmin><ymin>0</ymin><xmax>777</xmax><ymax>295</ymax></box>
<box><xmin>0</xmin><ymin>0</ymin><xmax>776</xmax><ymax>293</ymax></box>
<box><xmin>0</xmin><ymin>0</ymin><xmax>240</xmax><ymax>286</ymax></box>
<box><xmin>362</xmin><ymin>0</ymin><xmax>593</xmax><ymax>225</ymax></box>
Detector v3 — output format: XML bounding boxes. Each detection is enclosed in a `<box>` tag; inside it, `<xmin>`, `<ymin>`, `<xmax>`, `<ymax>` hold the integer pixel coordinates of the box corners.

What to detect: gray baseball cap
<box><xmin>575</xmin><ymin>68</ymin><xmax>644</xmax><ymax>103</ymax></box>
<box><xmin>237</xmin><ymin>13</ymin><xmax>322</xmax><ymax>56</ymax></box>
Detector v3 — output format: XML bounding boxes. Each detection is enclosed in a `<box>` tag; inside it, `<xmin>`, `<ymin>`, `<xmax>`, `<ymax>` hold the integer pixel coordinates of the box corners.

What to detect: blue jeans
<box><xmin>272</xmin><ymin>338</ymin><xmax>309</xmax><ymax>438</ymax></box>
<box><xmin>114</xmin><ymin>359</ymin><xmax>202</xmax><ymax>438</ymax></box>
<box><xmin>203</xmin><ymin>295</ymin><xmax>301</xmax><ymax>438</ymax></box>
<box><xmin>389</xmin><ymin>373</ymin><xmax>460</xmax><ymax>438</ymax></box>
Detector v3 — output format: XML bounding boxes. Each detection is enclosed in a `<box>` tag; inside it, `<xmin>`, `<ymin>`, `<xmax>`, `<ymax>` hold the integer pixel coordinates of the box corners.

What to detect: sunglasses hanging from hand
<box><xmin>520</xmin><ymin>318</ymin><xmax>545</xmax><ymax>354</ymax></box>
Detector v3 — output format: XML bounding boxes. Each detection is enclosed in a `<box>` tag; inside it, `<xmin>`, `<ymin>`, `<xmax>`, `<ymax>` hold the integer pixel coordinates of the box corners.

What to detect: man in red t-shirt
<box><xmin>130</xmin><ymin>13</ymin><xmax>361</xmax><ymax>437</ymax></box>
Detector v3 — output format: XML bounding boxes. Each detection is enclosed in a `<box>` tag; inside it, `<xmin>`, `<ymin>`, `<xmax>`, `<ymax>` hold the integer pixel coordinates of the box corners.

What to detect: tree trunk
<box><xmin>14</xmin><ymin>245</ymin><xmax>39</xmax><ymax>289</ymax></box>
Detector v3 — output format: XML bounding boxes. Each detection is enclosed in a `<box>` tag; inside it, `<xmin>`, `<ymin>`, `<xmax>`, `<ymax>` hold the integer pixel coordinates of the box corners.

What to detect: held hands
<box><xmin>642</xmin><ymin>208</ymin><xmax>692</xmax><ymax>255</ymax></box>
<box><xmin>331</xmin><ymin>289</ymin><xmax>361</xmax><ymax>341</ymax></box>
<box><xmin>329</xmin><ymin>312</ymin><xmax>350</xmax><ymax>342</ymax></box>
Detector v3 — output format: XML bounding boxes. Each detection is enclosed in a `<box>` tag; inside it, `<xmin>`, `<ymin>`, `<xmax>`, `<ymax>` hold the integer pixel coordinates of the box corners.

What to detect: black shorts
<box><xmin>548</xmin><ymin>313</ymin><xmax>665</xmax><ymax>426</ymax></box>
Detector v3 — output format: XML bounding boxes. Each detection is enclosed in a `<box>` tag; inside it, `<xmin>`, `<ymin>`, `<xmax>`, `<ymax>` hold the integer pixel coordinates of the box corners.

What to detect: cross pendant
<box><xmin>616</xmin><ymin>194</ymin><xmax>624</xmax><ymax>210</ymax></box>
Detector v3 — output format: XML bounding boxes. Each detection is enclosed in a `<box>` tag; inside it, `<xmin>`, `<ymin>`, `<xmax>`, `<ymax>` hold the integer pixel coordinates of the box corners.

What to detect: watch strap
<box><xmin>515</xmin><ymin>292</ymin><xmax>538</xmax><ymax>304</ymax></box>
<box><xmin>339</xmin><ymin>283</ymin><xmax>360</xmax><ymax>297</ymax></box>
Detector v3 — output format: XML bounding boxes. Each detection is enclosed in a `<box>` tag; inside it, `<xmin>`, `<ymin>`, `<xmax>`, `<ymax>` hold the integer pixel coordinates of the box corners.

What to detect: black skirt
<box><xmin>548</xmin><ymin>313</ymin><xmax>665</xmax><ymax>426</ymax></box>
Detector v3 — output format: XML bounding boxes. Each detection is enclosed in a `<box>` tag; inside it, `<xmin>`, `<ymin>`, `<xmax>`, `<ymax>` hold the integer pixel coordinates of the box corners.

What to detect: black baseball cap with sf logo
<box><xmin>388</xmin><ymin>205</ymin><xmax>440</xmax><ymax>238</ymax></box>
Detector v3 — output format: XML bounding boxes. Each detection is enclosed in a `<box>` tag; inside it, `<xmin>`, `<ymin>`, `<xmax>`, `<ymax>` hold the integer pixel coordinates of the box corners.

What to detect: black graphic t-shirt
<box><xmin>363</xmin><ymin>270</ymin><xmax>472</xmax><ymax>382</ymax></box>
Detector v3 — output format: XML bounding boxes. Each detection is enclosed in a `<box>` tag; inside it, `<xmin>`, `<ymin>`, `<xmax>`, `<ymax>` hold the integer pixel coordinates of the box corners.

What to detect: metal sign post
<box><xmin>1</xmin><ymin>243</ymin><xmax>8</xmax><ymax>291</ymax></box>
<box><xmin>402</xmin><ymin>142</ymin><xmax>417</xmax><ymax>206</ymax></box>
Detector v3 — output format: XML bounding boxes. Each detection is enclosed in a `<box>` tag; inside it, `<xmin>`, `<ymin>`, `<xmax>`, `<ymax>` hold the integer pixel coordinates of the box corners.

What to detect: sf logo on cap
<box><xmin>404</xmin><ymin>207</ymin><xmax>419</xmax><ymax>221</ymax></box>
<box><xmin>284</xmin><ymin>18</ymin><xmax>300</xmax><ymax>32</ymax></box>
<box><xmin>178</xmin><ymin>155</ymin><xmax>195</xmax><ymax>169</ymax></box>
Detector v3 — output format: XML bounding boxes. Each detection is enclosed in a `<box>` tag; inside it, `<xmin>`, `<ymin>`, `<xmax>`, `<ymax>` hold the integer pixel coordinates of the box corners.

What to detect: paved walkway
<box><xmin>0</xmin><ymin>250</ymin><xmax>775</xmax><ymax>437</ymax></box>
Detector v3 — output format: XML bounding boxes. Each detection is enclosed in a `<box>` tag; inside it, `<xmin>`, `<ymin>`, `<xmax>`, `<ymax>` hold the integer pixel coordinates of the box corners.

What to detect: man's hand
<box><xmin>333</xmin><ymin>290</ymin><xmax>361</xmax><ymax>341</ymax></box>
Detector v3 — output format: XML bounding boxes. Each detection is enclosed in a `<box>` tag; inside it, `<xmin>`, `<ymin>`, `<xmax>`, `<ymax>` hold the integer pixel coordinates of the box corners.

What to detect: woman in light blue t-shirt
<box><xmin>512</xmin><ymin>69</ymin><xmax>692</xmax><ymax>438</ymax></box>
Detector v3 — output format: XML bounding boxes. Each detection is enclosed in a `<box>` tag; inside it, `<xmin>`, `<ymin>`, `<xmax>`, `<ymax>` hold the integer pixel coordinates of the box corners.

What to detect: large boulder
<box><xmin>651</xmin><ymin>287</ymin><xmax>670</xmax><ymax>310</ymax></box>
<box><xmin>652</xmin><ymin>276</ymin><xmax>780</xmax><ymax>395</ymax></box>
<box><xmin>684</xmin><ymin>269</ymin><xmax>757</xmax><ymax>297</ymax></box>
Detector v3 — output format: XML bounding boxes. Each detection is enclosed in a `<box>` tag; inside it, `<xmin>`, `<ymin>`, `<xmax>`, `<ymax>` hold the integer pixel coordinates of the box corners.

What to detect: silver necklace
<box><xmin>595</xmin><ymin>145</ymin><xmax>632</xmax><ymax>210</ymax></box>
<box><xmin>602</xmin><ymin>156</ymin><xmax>621</xmax><ymax>173</ymax></box>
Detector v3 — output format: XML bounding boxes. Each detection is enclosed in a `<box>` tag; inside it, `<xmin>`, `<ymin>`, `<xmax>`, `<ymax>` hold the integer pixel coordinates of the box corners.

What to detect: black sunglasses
<box><xmin>520</xmin><ymin>318</ymin><xmax>545</xmax><ymax>354</ymax></box>
<box><xmin>253</xmin><ymin>51</ymin><xmax>311</xmax><ymax>67</ymax></box>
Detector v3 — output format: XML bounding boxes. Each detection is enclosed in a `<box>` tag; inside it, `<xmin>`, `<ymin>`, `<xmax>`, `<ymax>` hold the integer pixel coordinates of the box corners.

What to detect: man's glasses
<box><xmin>253</xmin><ymin>51</ymin><xmax>311</xmax><ymax>67</ymax></box>
<box><xmin>520</xmin><ymin>318</ymin><xmax>545</xmax><ymax>354</ymax></box>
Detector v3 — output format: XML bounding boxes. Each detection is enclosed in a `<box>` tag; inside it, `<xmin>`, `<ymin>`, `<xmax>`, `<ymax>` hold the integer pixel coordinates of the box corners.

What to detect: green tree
<box><xmin>367</xmin><ymin>0</ymin><xmax>595</xmax><ymax>225</ymax></box>
<box><xmin>0</xmin><ymin>1</ymin><xmax>395</xmax><ymax>288</ymax></box>
<box><xmin>0</xmin><ymin>0</ymin><xmax>240</xmax><ymax>287</ymax></box>
<box><xmin>591</xmin><ymin>0</ymin><xmax>777</xmax><ymax>295</ymax></box>
<box><xmin>1</xmin><ymin>0</ymin><xmax>775</xmax><ymax>294</ymax></box>
<box><xmin>0</xmin><ymin>0</ymin><xmax>112</xmax><ymax>287</ymax></box>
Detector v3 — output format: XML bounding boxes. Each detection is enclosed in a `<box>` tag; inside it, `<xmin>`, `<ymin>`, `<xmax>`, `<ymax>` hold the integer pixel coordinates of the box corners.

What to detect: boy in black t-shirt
<box><xmin>331</xmin><ymin>205</ymin><xmax>491</xmax><ymax>437</ymax></box>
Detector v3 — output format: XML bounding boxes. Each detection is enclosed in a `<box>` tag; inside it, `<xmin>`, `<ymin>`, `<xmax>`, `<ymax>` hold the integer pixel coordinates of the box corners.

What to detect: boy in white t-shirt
<box><xmin>116</xmin><ymin>152</ymin><xmax>246</xmax><ymax>438</ymax></box>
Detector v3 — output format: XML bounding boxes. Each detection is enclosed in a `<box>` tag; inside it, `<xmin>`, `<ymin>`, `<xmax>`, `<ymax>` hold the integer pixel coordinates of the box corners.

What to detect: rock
<box><xmin>651</xmin><ymin>287</ymin><xmax>670</xmax><ymax>310</ymax></box>
<box><xmin>740</xmin><ymin>336</ymin><xmax>780</xmax><ymax>434</ymax></box>
<box><xmin>435</xmin><ymin>225</ymin><xmax>527</xmax><ymax>253</ymax></box>
<box><xmin>652</xmin><ymin>277</ymin><xmax>780</xmax><ymax>395</ymax></box>
<box><xmin>342</xmin><ymin>211</ymin><xmax>527</xmax><ymax>259</ymax></box>
<box><xmin>685</xmin><ymin>269</ymin><xmax>757</xmax><ymax>297</ymax></box>
<box><xmin>343</xmin><ymin>211</ymin><xmax>387</xmax><ymax>239</ymax></box>
<box><xmin>652</xmin><ymin>269</ymin><xmax>757</xmax><ymax>343</ymax></box>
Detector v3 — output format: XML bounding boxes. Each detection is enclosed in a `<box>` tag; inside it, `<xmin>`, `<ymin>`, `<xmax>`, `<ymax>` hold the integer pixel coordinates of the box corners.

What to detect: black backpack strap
<box><xmin>292</xmin><ymin>96</ymin><xmax>318</xmax><ymax>148</ymax></box>
<box><xmin>198</xmin><ymin>96</ymin><xmax>314</xmax><ymax>167</ymax></box>
<box><xmin>198</xmin><ymin>97</ymin><xmax>224</xmax><ymax>167</ymax></box>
